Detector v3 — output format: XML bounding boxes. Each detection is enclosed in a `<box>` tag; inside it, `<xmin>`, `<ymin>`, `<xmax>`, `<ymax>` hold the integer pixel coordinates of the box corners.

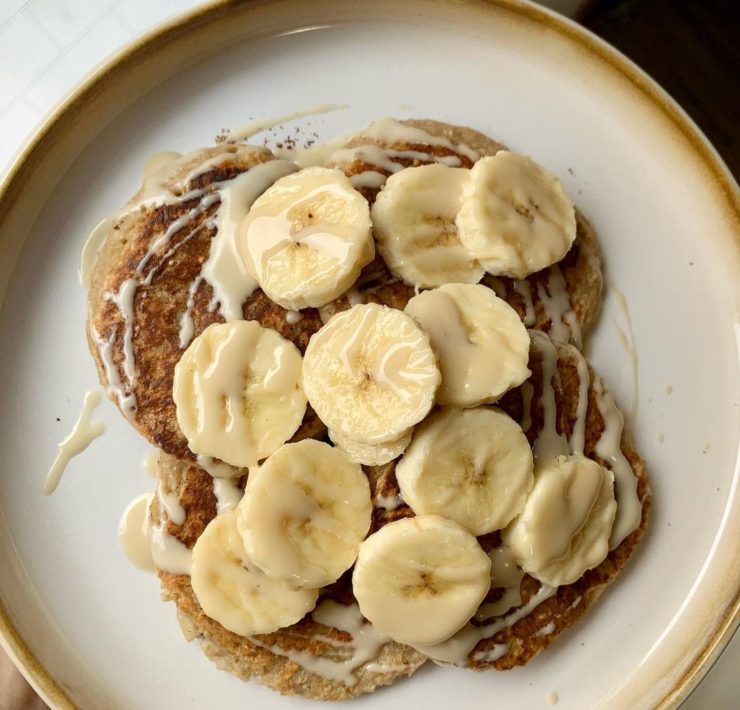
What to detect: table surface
<box><xmin>0</xmin><ymin>1</ymin><xmax>736</xmax><ymax>708</ymax></box>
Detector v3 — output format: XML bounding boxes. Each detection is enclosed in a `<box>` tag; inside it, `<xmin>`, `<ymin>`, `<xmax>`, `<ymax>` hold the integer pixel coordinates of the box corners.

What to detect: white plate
<box><xmin>0</xmin><ymin>1</ymin><xmax>737</xmax><ymax>708</ymax></box>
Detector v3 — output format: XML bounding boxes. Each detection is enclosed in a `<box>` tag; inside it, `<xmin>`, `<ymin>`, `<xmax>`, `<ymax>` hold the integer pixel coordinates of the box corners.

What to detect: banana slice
<box><xmin>502</xmin><ymin>454</ymin><xmax>617</xmax><ymax>586</ymax></box>
<box><xmin>371</xmin><ymin>164</ymin><xmax>483</xmax><ymax>288</ymax></box>
<box><xmin>303</xmin><ymin>303</ymin><xmax>440</xmax><ymax>445</ymax></box>
<box><xmin>191</xmin><ymin>510</ymin><xmax>318</xmax><ymax>636</ymax></box>
<box><xmin>405</xmin><ymin>283</ymin><xmax>530</xmax><ymax>407</ymax></box>
<box><xmin>328</xmin><ymin>427</ymin><xmax>413</xmax><ymax>466</ymax></box>
<box><xmin>237</xmin><ymin>166</ymin><xmax>374</xmax><ymax>310</ymax></box>
<box><xmin>456</xmin><ymin>152</ymin><xmax>576</xmax><ymax>278</ymax></box>
<box><xmin>236</xmin><ymin>439</ymin><xmax>371</xmax><ymax>588</ymax></box>
<box><xmin>352</xmin><ymin>515</ymin><xmax>491</xmax><ymax>646</ymax></box>
<box><xmin>173</xmin><ymin>321</ymin><xmax>306</xmax><ymax>469</ymax></box>
<box><xmin>396</xmin><ymin>407</ymin><xmax>533</xmax><ymax>536</ymax></box>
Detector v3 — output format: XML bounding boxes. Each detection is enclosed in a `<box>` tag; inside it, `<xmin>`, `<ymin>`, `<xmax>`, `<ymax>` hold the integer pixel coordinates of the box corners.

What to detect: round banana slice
<box><xmin>173</xmin><ymin>321</ymin><xmax>306</xmax><ymax>469</ymax></box>
<box><xmin>352</xmin><ymin>515</ymin><xmax>491</xmax><ymax>646</ymax></box>
<box><xmin>405</xmin><ymin>283</ymin><xmax>530</xmax><ymax>407</ymax></box>
<box><xmin>238</xmin><ymin>166</ymin><xmax>374</xmax><ymax>310</ymax></box>
<box><xmin>371</xmin><ymin>164</ymin><xmax>483</xmax><ymax>288</ymax></box>
<box><xmin>502</xmin><ymin>455</ymin><xmax>617</xmax><ymax>587</ymax></box>
<box><xmin>456</xmin><ymin>152</ymin><xmax>576</xmax><ymax>278</ymax></box>
<box><xmin>328</xmin><ymin>427</ymin><xmax>413</xmax><ymax>466</ymax></box>
<box><xmin>303</xmin><ymin>303</ymin><xmax>441</xmax><ymax>445</ymax></box>
<box><xmin>191</xmin><ymin>511</ymin><xmax>318</xmax><ymax>636</ymax></box>
<box><xmin>237</xmin><ymin>439</ymin><xmax>371</xmax><ymax>589</ymax></box>
<box><xmin>396</xmin><ymin>407</ymin><xmax>533</xmax><ymax>536</ymax></box>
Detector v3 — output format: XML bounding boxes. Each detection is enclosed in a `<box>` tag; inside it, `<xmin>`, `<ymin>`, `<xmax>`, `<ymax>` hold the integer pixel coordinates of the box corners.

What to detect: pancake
<box><xmin>87</xmin><ymin>144</ymin><xmax>326</xmax><ymax>463</ymax></box>
<box><xmin>325</xmin><ymin>118</ymin><xmax>603</xmax><ymax>347</ymax></box>
<box><xmin>153</xmin><ymin>331</ymin><xmax>649</xmax><ymax>695</ymax></box>
<box><xmin>87</xmin><ymin>118</ymin><xmax>602</xmax><ymax>465</ymax></box>
<box><xmin>152</xmin><ymin>459</ymin><xmax>426</xmax><ymax>701</ymax></box>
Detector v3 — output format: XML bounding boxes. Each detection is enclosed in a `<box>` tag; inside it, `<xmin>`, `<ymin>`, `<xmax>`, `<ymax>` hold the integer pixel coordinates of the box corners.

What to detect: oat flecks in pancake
<box><xmin>153</xmin><ymin>456</ymin><xmax>425</xmax><ymax>700</ymax></box>
<box><xmin>153</xmin><ymin>333</ymin><xmax>648</xmax><ymax>687</ymax></box>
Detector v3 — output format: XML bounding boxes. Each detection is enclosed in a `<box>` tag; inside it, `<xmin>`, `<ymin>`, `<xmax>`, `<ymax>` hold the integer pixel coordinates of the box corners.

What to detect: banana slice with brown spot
<box><xmin>456</xmin><ymin>152</ymin><xmax>576</xmax><ymax>278</ymax></box>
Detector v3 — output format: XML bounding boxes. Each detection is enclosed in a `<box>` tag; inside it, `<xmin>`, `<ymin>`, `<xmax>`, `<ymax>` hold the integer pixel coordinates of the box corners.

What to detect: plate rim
<box><xmin>0</xmin><ymin>1</ymin><xmax>737</xmax><ymax>708</ymax></box>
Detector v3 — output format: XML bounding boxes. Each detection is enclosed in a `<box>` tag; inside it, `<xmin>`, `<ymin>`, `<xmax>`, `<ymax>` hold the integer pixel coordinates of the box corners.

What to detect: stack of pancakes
<box><xmin>87</xmin><ymin>119</ymin><xmax>649</xmax><ymax>700</ymax></box>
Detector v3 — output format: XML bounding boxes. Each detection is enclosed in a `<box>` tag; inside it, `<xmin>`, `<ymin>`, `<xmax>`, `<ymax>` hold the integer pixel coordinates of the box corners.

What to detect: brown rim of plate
<box><xmin>0</xmin><ymin>1</ymin><xmax>737</xmax><ymax>708</ymax></box>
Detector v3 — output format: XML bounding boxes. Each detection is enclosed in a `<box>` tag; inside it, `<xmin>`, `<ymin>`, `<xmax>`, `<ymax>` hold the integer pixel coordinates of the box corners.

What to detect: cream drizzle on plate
<box><xmin>44</xmin><ymin>391</ymin><xmax>105</xmax><ymax>495</ymax></box>
<box><xmin>226</xmin><ymin>103</ymin><xmax>349</xmax><ymax>143</ymax></box>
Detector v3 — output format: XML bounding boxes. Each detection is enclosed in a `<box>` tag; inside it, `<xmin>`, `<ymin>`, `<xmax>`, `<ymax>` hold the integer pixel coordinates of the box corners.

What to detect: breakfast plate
<box><xmin>0</xmin><ymin>1</ymin><xmax>737</xmax><ymax>708</ymax></box>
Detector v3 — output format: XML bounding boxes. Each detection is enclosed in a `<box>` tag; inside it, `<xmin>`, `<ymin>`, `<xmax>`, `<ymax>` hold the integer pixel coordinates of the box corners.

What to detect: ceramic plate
<box><xmin>0</xmin><ymin>1</ymin><xmax>737</xmax><ymax>708</ymax></box>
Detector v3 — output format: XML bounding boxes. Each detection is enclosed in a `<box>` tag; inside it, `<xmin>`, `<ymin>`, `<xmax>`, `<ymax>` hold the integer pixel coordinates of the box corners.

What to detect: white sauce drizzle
<box><xmin>592</xmin><ymin>376</ymin><xmax>641</xmax><ymax>548</ymax></box>
<box><xmin>608</xmin><ymin>278</ymin><xmax>639</xmax><ymax>423</ymax></box>
<box><xmin>156</xmin><ymin>480</ymin><xmax>186</xmax><ymax>526</ymax></box>
<box><xmin>91</xmin><ymin>326</ymin><xmax>137</xmax><ymax>420</ymax></box>
<box><xmin>538</xmin><ymin>267</ymin><xmax>581</xmax><ymax>348</ymax></box>
<box><xmin>415</xmin><ymin>584</ymin><xmax>556</xmax><ymax>666</ymax></box>
<box><xmin>44</xmin><ymin>391</ymin><xmax>105</xmax><ymax>495</ymax></box>
<box><xmin>247</xmin><ymin>601</ymin><xmax>389</xmax><ymax>686</ymax></box>
<box><xmin>476</xmin><ymin>546</ymin><xmax>524</xmax><ymax>620</ymax></box>
<box><xmin>330</xmin><ymin>145</ymin><xmax>463</xmax><ymax>174</ymax></box>
<box><xmin>512</xmin><ymin>278</ymin><xmax>536</xmax><ymax>326</ymax></box>
<box><xmin>275</xmin><ymin>135</ymin><xmax>350</xmax><ymax>168</ymax></box>
<box><xmin>360</xmin><ymin>117</ymin><xmax>479</xmax><ymax>162</ymax></box>
<box><xmin>199</xmin><ymin>160</ymin><xmax>297</xmax><ymax>322</ymax></box>
<box><xmin>326</xmin><ymin>117</ymin><xmax>480</xmax><ymax>194</ymax></box>
<box><xmin>350</xmin><ymin>171</ymin><xmax>387</xmax><ymax>189</ymax></box>
<box><xmin>536</xmin><ymin>621</ymin><xmax>556</xmax><ymax>637</ymax></box>
<box><xmin>143</xmin><ymin>450</ymin><xmax>160</xmax><ymax>478</ymax></box>
<box><xmin>213</xmin><ymin>478</ymin><xmax>244</xmax><ymax>515</ymax></box>
<box><xmin>569</xmin><ymin>346</ymin><xmax>591</xmax><ymax>456</ymax></box>
<box><xmin>79</xmin><ymin>217</ymin><xmax>114</xmax><ymax>287</ymax></box>
<box><xmin>530</xmin><ymin>331</ymin><xmax>568</xmax><ymax>460</ymax></box>
<box><xmin>226</xmin><ymin>103</ymin><xmax>349</xmax><ymax>142</ymax></box>
<box><xmin>118</xmin><ymin>493</ymin><xmax>155</xmax><ymax>571</ymax></box>
<box><xmin>375</xmin><ymin>493</ymin><xmax>404</xmax><ymax>511</ymax></box>
<box><xmin>149</xmin><ymin>522</ymin><xmax>192</xmax><ymax>574</ymax></box>
<box><xmin>104</xmin><ymin>278</ymin><xmax>138</xmax><ymax>385</ymax></box>
<box><xmin>546</xmin><ymin>691</ymin><xmax>560</xmax><ymax>705</ymax></box>
<box><xmin>196</xmin><ymin>455</ymin><xmax>242</xmax><ymax>479</ymax></box>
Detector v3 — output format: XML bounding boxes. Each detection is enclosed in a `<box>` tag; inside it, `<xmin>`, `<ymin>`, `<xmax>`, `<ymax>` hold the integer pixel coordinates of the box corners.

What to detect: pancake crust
<box><xmin>154</xmin><ymin>333</ymin><xmax>648</xmax><ymax>693</ymax></box>
<box><xmin>152</xmin><ymin>459</ymin><xmax>426</xmax><ymax>700</ymax></box>
<box><xmin>326</xmin><ymin>119</ymin><xmax>603</xmax><ymax>344</ymax></box>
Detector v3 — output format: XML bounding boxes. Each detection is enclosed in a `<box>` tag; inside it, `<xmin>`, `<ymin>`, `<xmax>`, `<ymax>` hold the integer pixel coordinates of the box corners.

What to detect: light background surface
<box><xmin>0</xmin><ymin>1</ymin><xmax>736</xmax><ymax>708</ymax></box>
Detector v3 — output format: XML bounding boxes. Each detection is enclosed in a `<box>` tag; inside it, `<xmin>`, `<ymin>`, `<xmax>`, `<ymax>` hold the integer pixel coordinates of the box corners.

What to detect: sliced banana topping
<box><xmin>405</xmin><ymin>283</ymin><xmax>531</xmax><ymax>407</ymax></box>
<box><xmin>371</xmin><ymin>164</ymin><xmax>483</xmax><ymax>287</ymax></box>
<box><xmin>173</xmin><ymin>321</ymin><xmax>306</xmax><ymax>469</ymax></box>
<box><xmin>352</xmin><ymin>515</ymin><xmax>491</xmax><ymax>646</ymax></box>
<box><xmin>396</xmin><ymin>407</ymin><xmax>534</xmax><ymax>536</ymax></box>
<box><xmin>190</xmin><ymin>511</ymin><xmax>318</xmax><ymax>636</ymax></box>
<box><xmin>456</xmin><ymin>152</ymin><xmax>576</xmax><ymax>278</ymax></box>
<box><xmin>238</xmin><ymin>166</ymin><xmax>374</xmax><ymax>310</ymax></box>
<box><xmin>328</xmin><ymin>427</ymin><xmax>413</xmax><ymax>466</ymax></box>
<box><xmin>236</xmin><ymin>439</ymin><xmax>371</xmax><ymax>589</ymax></box>
<box><xmin>303</xmin><ymin>303</ymin><xmax>441</xmax><ymax>445</ymax></box>
<box><xmin>502</xmin><ymin>454</ymin><xmax>617</xmax><ymax>587</ymax></box>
